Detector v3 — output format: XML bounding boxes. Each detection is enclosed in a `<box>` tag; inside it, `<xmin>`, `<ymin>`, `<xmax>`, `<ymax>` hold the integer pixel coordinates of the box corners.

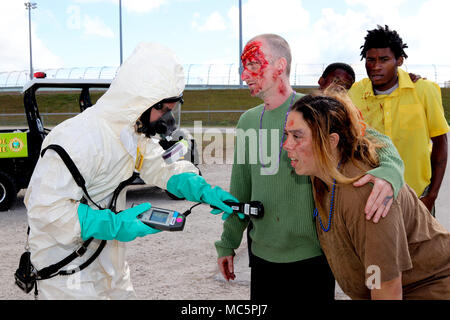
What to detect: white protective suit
<box><xmin>24</xmin><ymin>43</ymin><xmax>198</xmax><ymax>299</ymax></box>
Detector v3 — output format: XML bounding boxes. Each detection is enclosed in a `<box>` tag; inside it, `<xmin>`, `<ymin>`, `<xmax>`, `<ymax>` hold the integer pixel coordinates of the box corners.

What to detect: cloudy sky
<box><xmin>1</xmin><ymin>0</ymin><xmax>449</xmax><ymax>84</ymax></box>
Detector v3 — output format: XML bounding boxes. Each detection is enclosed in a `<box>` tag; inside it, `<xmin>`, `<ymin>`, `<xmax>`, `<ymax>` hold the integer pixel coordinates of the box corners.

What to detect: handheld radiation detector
<box><xmin>137</xmin><ymin>207</ymin><xmax>185</xmax><ymax>231</ymax></box>
<box><xmin>212</xmin><ymin>201</ymin><xmax>264</xmax><ymax>218</ymax></box>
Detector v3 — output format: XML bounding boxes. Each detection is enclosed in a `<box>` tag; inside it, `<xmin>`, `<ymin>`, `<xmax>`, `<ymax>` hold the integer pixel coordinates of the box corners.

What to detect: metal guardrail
<box><xmin>1</xmin><ymin>63</ymin><xmax>449</xmax><ymax>89</ymax></box>
<box><xmin>0</xmin><ymin>110</ymin><xmax>248</xmax><ymax>117</ymax></box>
<box><xmin>0</xmin><ymin>110</ymin><xmax>248</xmax><ymax>128</ymax></box>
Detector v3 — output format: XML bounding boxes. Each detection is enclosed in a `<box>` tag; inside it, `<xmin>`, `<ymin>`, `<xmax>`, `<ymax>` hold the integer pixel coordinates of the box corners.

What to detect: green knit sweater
<box><xmin>215</xmin><ymin>92</ymin><xmax>404</xmax><ymax>263</ymax></box>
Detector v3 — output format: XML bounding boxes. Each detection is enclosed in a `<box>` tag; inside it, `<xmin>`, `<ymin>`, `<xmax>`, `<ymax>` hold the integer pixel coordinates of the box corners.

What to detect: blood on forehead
<box><xmin>241</xmin><ymin>41</ymin><xmax>269</xmax><ymax>70</ymax></box>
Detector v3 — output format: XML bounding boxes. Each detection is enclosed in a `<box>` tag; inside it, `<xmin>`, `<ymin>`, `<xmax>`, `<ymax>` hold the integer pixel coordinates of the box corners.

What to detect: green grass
<box><xmin>442</xmin><ymin>88</ymin><xmax>450</xmax><ymax>123</ymax></box>
<box><xmin>0</xmin><ymin>87</ymin><xmax>449</xmax><ymax>128</ymax></box>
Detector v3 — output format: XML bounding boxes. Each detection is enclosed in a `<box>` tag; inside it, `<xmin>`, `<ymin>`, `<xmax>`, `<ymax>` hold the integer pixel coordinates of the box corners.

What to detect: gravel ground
<box><xmin>0</xmin><ymin>162</ymin><xmax>352</xmax><ymax>301</ymax></box>
<box><xmin>2</xmin><ymin>132</ymin><xmax>449</xmax><ymax>300</ymax></box>
<box><xmin>0</xmin><ymin>163</ymin><xmax>252</xmax><ymax>300</ymax></box>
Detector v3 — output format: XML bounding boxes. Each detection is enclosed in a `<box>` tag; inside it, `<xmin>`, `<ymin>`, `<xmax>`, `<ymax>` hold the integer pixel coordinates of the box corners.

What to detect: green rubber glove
<box><xmin>167</xmin><ymin>172</ymin><xmax>243</xmax><ymax>220</ymax></box>
<box><xmin>77</xmin><ymin>202</ymin><xmax>161</xmax><ymax>242</ymax></box>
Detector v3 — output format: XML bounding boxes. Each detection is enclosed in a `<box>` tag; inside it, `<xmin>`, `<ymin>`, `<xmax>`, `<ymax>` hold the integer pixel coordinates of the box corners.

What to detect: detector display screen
<box><xmin>150</xmin><ymin>210</ymin><xmax>170</xmax><ymax>224</ymax></box>
<box><xmin>137</xmin><ymin>207</ymin><xmax>185</xmax><ymax>231</ymax></box>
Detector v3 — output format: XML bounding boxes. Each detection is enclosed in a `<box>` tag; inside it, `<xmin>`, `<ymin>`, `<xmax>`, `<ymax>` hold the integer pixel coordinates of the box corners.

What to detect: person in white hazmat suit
<box><xmin>24</xmin><ymin>42</ymin><xmax>239</xmax><ymax>299</ymax></box>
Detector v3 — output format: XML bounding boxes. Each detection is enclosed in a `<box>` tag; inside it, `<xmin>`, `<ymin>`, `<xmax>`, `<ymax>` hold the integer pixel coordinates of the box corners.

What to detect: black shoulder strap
<box><xmin>35</xmin><ymin>144</ymin><xmax>138</xmax><ymax>280</ymax></box>
<box><xmin>41</xmin><ymin>144</ymin><xmax>102</xmax><ymax>210</ymax></box>
<box><xmin>36</xmin><ymin>144</ymin><xmax>106</xmax><ymax>280</ymax></box>
<box><xmin>36</xmin><ymin>238</ymin><xmax>95</xmax><ymax>279</ymax></box>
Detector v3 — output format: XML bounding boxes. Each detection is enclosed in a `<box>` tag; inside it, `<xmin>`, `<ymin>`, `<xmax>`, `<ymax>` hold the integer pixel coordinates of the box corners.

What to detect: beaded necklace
<box><xmin>313</xmin><ymin>162</ymin><xmax>341</xmax><ymax>232</ymax></box>
<box><xmin>259</xmin><ymin>92</ymin><xmax>296</xmax><ymax>175</ymax></box>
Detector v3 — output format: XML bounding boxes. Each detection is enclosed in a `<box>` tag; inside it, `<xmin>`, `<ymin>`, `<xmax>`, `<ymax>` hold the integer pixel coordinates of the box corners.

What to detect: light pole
<box><xmin>24</xmin><ymin>2</ymin><xmax>37</xmax><ymax>80</ymax></box>
<box><xmin>239</xmin><ymin>0</ymin><xmax>243</xmax><ymax>87</ymax></box>
<box><xmin>119</xmin><ymin>0</ymin><xmax>123</xmax><ymax>65</ymax></box>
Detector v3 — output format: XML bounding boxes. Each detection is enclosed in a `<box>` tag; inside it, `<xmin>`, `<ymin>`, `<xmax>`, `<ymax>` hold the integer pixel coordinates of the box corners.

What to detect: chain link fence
<box><xmin>1</xmin><ymin>63</ymin><xmax>450</xmax><ymax>89</ymax></box>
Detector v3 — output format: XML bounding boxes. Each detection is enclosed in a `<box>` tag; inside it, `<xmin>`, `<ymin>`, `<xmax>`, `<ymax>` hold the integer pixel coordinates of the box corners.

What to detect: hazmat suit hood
<box><xmin>87</xmin><ymin>42</ymin><xmax>185</xmax><ymax>138</ymax></box>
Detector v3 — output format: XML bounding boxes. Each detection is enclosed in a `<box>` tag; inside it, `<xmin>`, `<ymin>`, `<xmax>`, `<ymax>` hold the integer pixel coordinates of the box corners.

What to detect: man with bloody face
<box><xmin>240</xmin><ymin>37</ymin><xmax>291</xmax><ymax>105</ymax></box>
<box><xmin>214</xmin><ymin>34</ymin><xmax>406</xmax><ymax>300</ymax></box>
<box><xmin>349</xmin><ymin>25</ymin><xmax>449</xmax><ymax>216</ymax></box>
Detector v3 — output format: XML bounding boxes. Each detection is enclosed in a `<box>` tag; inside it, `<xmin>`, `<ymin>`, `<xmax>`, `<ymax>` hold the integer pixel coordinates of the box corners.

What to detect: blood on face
<box><xmin>241</xmin><ymin>40</ymin><xmax>287</xmax><ymax>96</ymax></box>
<box><xmin>241</xmin><ymin>41</ymin><xmax>269</xmax><ymax>76</ymax></box>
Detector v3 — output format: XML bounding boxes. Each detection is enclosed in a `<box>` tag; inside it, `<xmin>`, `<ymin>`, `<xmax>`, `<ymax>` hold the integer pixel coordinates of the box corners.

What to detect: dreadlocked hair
<box><xmin>360</xmin><ymin>25</ymin><xmax>408</xmax><ymax>60</ymax></box>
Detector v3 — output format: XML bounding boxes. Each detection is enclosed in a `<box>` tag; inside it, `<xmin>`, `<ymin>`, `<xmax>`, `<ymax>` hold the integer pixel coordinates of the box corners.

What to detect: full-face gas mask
<box><xmin>136</xmin><ymin>94</ymin><xmax>183</xmax><ymax>138</ymax></box>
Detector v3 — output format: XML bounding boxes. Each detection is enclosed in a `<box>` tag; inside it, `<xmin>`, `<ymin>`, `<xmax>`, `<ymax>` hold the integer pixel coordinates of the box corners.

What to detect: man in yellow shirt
<box><xmin>349</xmin><ymin>25</ymin><xmax>449</xmax><ymax>216</ymax></box>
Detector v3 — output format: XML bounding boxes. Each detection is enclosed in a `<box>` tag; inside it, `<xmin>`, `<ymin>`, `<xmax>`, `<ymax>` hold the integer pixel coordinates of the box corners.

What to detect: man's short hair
<box><xmin>252</xmin><ymin>34</ymin><xmax>292</xmax><ymax>76</ymax></box>
<box><xmin>360</xmin><ymin>25</ymin><xmax>408</xmax><ymax>60</ymax></box>
<box><xmin>321</xmin><ymin>63</ymin><xmax>355</xmax><ymax>82</ymax></box>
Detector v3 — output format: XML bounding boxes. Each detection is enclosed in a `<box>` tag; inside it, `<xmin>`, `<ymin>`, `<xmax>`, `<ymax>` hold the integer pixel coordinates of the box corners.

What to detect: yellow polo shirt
<box><xmin>349</xmin><ymin>68</ymin><xmax>449</xmax><ymax>196</ymax></box>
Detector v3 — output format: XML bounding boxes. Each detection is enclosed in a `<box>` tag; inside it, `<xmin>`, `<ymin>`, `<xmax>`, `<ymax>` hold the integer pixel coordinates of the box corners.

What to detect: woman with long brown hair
<box><xmin>282</xmin><ymin>89</ymin><xmax>450</xmax><ymax>300</ymax></box>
